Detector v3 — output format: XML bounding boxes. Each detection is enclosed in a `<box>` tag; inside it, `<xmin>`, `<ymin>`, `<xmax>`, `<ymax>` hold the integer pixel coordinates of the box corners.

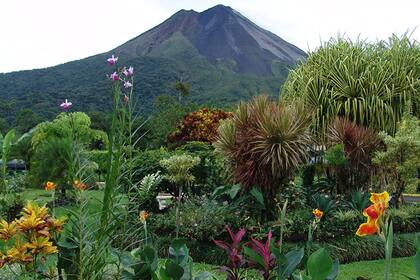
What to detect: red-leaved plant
<box><xmin>213</xmin><ymin>226</ymin><xmax>246</xmax><ymax>280</ymax></box>
<box><xmin>244</xmin><ymin>231</ymin><xmax>276</xmax><ymax>280</ymax></box>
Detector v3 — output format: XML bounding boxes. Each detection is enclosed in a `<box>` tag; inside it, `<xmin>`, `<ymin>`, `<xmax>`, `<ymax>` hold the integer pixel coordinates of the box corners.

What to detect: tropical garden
<box><xmin>0</xmin><ymin>35</ymin><xmax>419</xmax><ymax>280</ymax></box>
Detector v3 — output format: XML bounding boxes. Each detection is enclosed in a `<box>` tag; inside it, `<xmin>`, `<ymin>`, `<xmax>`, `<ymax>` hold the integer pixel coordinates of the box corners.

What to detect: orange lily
<box><xmin>73</xmin><ymin>180</ymin><xmax>87</xmax><ymax>191</ymax></box>
<box><xmin>312</xmin><ymin>208</ymin><xmax>323</xmax><ymax>219</ymax></box>
<box><xmin>44</xmin><ymin>181</ymin><xmax>56</xmax><ymax>191</ymax></box>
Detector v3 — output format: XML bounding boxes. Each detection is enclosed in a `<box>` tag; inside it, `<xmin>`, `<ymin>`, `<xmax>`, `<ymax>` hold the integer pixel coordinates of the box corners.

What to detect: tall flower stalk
<box><xmin>356</xmin><ymin>191</ymin><xmax>392</xmax><ymax>280</ymax></box>
<box><xmin>305</xmin><ymin>208</ymin><xmax>323</xmax><ymax>275</ymax></box>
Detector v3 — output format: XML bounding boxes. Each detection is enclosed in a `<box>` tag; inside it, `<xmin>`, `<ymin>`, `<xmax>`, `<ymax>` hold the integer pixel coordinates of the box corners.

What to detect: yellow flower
<box><xmin>16</xmin><ymin>213</ymin><xmax>45</xmax><ymax>233</ymax></box>
<box><xmin>26</xmin><ymin>237</ymin><xmax>58</xmax><ymax>255</ymax></box>
<box><xmin>139</xmin><ymin>211</ymin><xmax>149</xmax><ymax>223</ymax></box>
<box><xmin>370</xmin><ymin>191</ymin><xmax>389</xmax><ymax>214</ymax></box>
<box><xmin>312</xmin><ymin>208</ymin><xmax>323</xmax><ymax>219</ymax></box>
<box><xmin>0</xmin><ymin>220</ymin><xmax>17</xmax><ymax>240</ymax></box>
<box><xmin>73</xmin><ymin>180</ymin><xmax>87</xmax><ymax>191</ymax></box>
<box><xmin>5</xmin><ymin>238</ymin><xmax>33</xmax><ymax>263</ymax></box>
<box><xmin>21</xmin><ymin>202</ymin><xmax>49</xmax><ymax>220</ymax></box>
<box><xmin>44</xmin><ymin>181</ymin><xmax>56</xmax><ymax>191</ymax></box>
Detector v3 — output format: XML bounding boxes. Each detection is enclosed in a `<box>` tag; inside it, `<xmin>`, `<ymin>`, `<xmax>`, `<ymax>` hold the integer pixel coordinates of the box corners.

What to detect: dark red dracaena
<box><xmin>245</xmin><ymin>230</ymin><xmax>276</xmax><ymax>280</ymax></box>
<box><xmin>213</xmin><ymin>226</ymin><xmax>246</xmax><ymax>279</ymax></box>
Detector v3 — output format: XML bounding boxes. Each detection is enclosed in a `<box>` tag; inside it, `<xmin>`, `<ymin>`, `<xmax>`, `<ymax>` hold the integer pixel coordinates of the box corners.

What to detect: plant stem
<box><xmin>175</xmin><ymin>185</ymin><xmax>183</xmax><ymax>239</ymax></box>
<box><xmin>384</xmin><ymin>219</ymin><xmax>393</xmax><ymax>280</ymax></box>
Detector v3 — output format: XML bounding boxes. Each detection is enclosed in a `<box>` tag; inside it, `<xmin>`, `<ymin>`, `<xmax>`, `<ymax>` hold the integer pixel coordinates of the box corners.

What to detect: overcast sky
<box><xmin>1</xmin><ymin>0</ymin><xmax>419</xmax><ymax>73</ymax></box>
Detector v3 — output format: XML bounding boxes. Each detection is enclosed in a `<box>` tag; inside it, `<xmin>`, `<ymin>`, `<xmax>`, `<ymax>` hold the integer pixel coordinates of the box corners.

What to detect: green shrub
<box><xmin>7</xmin><ymin>172</ymin><xmax>29</xmax><ymax>192</ymax></box>
<box><xmin>324</xmin><ymin>144</ymin><xmax>347</xmax><ymax>166</ymax></box>
<box><xmin>310</xmin><ymin>193</ymin><xmax>338</xmax><ymax>216</ymax></box>
<box><xmin>86</xmin><ymin>150</ymin><xmax>108</xmax><ymax>176</ymax></box>
<box><xmin>133</xmin><ymin>146</ymin><xmax>226</xmax><ymax>198</ymax></box>
<box><xmin>0</xmin><ymin>192</ymin><xmax>23</xmax><ymax>220</ymax></box>
<box><xmin>324</xmin><ymin>233</ymin><xmax>417</xmax><ymax>263</ymax></box>
<box><xmin>281</xmin><ymin>204</ymin><xmax>419</xmax><ymax>242</ymax></box>
<box><xmin>278</xmin><ymin>183</ymin><xmax>307</xmax><ymax>211</ymax></box>
<box><xmin>176</xmin><ymin>142</ymin><xmax>228</xmax><ymax>194</ymax></box>
<box><xmin>346</xmin><ymin>190</ymin><xmax>371</xmax><ymax>212</ymax></box>
<box><xmin>132</xmin><ymin>148</ymin><xmax>172</xmax><ymax>184</ymax></box>
<box><xmin>149</xmin><ymin>197</ymin><xmax>238</xmax><ymax>241</ymax></box>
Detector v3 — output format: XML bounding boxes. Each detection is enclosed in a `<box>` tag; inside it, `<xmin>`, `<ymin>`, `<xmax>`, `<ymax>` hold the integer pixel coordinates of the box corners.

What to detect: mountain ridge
<box><xmin>0</xmin><ymin>4</ymin><xmax>306</xmax><ymax>123</ymax></box>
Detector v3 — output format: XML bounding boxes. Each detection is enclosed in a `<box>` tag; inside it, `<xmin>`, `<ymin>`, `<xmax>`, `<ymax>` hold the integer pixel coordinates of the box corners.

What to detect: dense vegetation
<box><xmin>0</xmin><ymin>35</ymin><xmax>419</xmax><ymax>280</ymax></box>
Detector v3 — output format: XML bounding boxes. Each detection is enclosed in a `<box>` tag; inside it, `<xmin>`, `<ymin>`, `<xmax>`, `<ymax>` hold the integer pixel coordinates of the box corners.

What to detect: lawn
<box><xmin>194</xmin><ymin>257</ymin><xmax>417</xmax><ymax>280</ymax></box>
<box><xmin>20</xmin><ymin>188</ymin><xmax>104</xmax><ymax>218</ymax></box>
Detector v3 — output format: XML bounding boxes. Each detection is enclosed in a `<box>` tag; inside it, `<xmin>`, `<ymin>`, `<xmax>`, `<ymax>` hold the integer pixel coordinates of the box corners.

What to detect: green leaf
<box><xmin>194</xmin><ymin>271</ymin><xmax>214</xmax><ymax>280</ymax></box>
<box><xmin>415</xmin><ymin>249</ymin><xmax>420</xmax><ymax>279</ymax></box>
<box><xmin>57</xmin><ymin>240</ymin><xmax>78</xmax><ymax>249</ymax></box>
<box><xmin>307</xmin><ymin>248</ymin><xmax>333</xmax><ymax>280</ymax></box>
<box><xmin>169</xmin><ymin>239</ymin><xmax>190</xmax><ymax>265</ymax></box>
<box><xmin>385</xmin><ymin>221</ymin><xmax>393</xmax><ymax>260</ymax></box>
<box><xmin>164</xmin><ymin>260</ymin><xmax>184</xmax><ymax>279</ymax></box>
<box><xmin>292</xmin><ymin>273</ymin><xmax>311</xmax><ymax>280</ymax></box>
<box><xmin>244</xmin><ymin>246</ymin><xmax>265</xmax><ymax>268</ymax></box>
<box><xmin>326</xmin><ymin>260</ymin><xmax>339</xmax><ymax>280</ymax></box>
<box><xmin>250</xmin><ymin>187</ymin><xmax>265</xmax><ymax>207</ymax></box>
<box><xmin>228</xmin><ymin>184</ymin><xmax>241</xmax><ymax>199</ymax></box>
<box><xmin>282</xmin><ymin>248</ymin><xmax>304</xmax><ymax>278</ymax></box>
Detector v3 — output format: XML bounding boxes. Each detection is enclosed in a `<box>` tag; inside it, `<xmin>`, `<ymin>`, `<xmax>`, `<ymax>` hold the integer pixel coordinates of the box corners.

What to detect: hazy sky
<box><xmin>1</xmin><ymin>0</ymin><xmax>419</xmax><ymax>73</ymax></box>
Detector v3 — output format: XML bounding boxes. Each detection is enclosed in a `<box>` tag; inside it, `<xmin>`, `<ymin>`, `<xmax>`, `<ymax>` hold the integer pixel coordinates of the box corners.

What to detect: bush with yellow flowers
<box><xmin>0</xmin><ymin>201</ymin><xmax>65</xmax><ymax>276</ymax></box>
<box><xmin>168</xmin><ymin>108</ymin><xmax>233</xmax><ymax>143</ymax></box>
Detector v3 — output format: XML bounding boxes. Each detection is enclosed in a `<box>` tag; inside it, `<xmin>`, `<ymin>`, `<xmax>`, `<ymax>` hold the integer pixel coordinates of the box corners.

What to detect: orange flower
<box><xmin>139</xmin><ymin>211</ymin><xmax>149</xmax><ymax>223</ymax></box>
<box><xmin>45</xmin><ymin>181</ymin><xmax>56</xmax><ymax>191</ymax></box>
<box><xmin>356</xmin><ymin>205</ymin><xmax>381</xmax><ymax>236</ymax></box>
<box><xmin>356</xmin><ymin>191</ymin><xmax>389</xmax><ymax>237</ymax></box>
<box><xmin>73</xmin><ymin>180</ymin><xmax>87</xmax><ymax>191</ymax></box>
<box><xmin>312</xmin><ymin>208</ymin><xmax>323</xmax><ymax>219</ymax></box>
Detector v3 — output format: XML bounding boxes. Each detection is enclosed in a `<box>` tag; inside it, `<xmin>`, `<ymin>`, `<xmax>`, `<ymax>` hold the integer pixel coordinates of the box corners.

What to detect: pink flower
<box><xmin>124</xmin><ymin>81</ymin><xmax>132</xmax><ymax>89</ymax></box>
<box><xmin>123</xmin><ymin>66</ymin><xmax>134</xmax><ymax>77</ymax></box>
<box><xmin>107</xmin><ymin>54</ymin><xmax>118</xmax><ymax>66</ymax></box>
<box><xmin>110</xmin><ymin>72</ymin><xmax>119</xmax><ymax>81</ymax></box>
<box><xmin>60</xmin><ymin>99</ymin><xmax>72</xmax><ymax>111</ymax></box>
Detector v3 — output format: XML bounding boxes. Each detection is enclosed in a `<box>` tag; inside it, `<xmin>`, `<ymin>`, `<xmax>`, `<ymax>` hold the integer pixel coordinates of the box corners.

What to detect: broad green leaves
<box><xmin>0</xmin><ymin>129</ymin><xmax>15</xmax><ymax>192</ymax></box>
<box><xmin>307</xmin><ymin>248</ymin><xmax>333</xmax><ymax>280</ymax></box>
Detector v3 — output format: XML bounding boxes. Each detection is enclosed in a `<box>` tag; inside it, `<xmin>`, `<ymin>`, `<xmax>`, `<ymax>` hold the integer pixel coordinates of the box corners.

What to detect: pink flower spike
<box><xmin>110</xmin><ymin>72</ymin><xmax>119</xmax><ymax>81</ymax></box>
<box><xmin>128</xmin><ymin>66</ymin><xmax>134</xmax><ymax>76</ymax></box>
<box><xmin>60</xmin><ymin>99</ymin><xmax>72</xmax><ymax>111</ymax></box>
<box><xmin>123</xmin><ymin>66</ymin><xmax>134</xmax><ymax>77</ymax></box>
<box><xmin>124</xmin><ymin>81</ymin><xmax>132</xmax><ymax>89</ymax></box>
<box><xmin>107</xmin><ymin>54</ymin><xmax>118</xmax><ymax>66</ymax></box>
